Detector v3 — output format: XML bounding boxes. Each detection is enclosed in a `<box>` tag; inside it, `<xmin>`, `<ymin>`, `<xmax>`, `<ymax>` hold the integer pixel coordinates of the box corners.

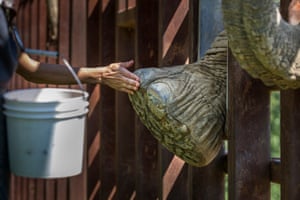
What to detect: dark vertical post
<box><xmin>280</xmin><ymin>90</ymin><xmax>300</xmax><ymax>200</ymax></box>
<box><xmin>115</xmin><ymin>27</ymin><xmax>136</xmax><ymax>198</ymax></box>
<box><xmin>278</xmin><ymin>1</ymin><xmax>300</xmax><ymax>199</ymax></box>
<box><xmin>135</xmin><ymin>1</ymin><xmax>161</xmax><ymax>199</ymax></box>
<box><xmin>98</xmin><ymin>0</ymin><xmax>118</xmax><ymax>199</ymax></box>
<box><xmin>227</xmin><ymin>52</ymin><xmax>271</xmax><ymax>199</ymax></box>
<box><xmin>115</xmin><ymin>1</ymin><xmax>136</xmax><ymax>199</ymax></box>
<box><xmin>86</xmin><ymin>0</ymin><xmax>101</xmax><ymax>199</ymax></box>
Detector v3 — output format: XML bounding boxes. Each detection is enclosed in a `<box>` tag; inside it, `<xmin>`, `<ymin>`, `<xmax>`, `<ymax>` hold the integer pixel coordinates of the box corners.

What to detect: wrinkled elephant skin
<box><xmin>129</xmin><ymin>32</ymin><xmax>227</xmax><ymax>167</ymax></box>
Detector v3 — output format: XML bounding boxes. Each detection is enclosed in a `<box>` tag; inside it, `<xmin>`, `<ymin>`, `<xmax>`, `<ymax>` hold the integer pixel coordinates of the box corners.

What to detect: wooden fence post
<box><xmin>135</xmin><ymin>0</ymin><xmax>161</xmax><ymax>199</ymax></box>
<box><xmin>281</xmin><ymin>90</ymin><xmax>300</xmax><ymax>199</ymax></box>
<box><xmin>227</xmin><ymin>52</ymin><xmax>271</xmax><ymax>199</ymax></box>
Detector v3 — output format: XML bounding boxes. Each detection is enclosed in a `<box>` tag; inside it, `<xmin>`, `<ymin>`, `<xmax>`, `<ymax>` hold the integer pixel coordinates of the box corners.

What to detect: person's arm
<box><xmin>16</xmin><ymin>52</ymin><xmax>140</xmax><ymax>94</ymax></box>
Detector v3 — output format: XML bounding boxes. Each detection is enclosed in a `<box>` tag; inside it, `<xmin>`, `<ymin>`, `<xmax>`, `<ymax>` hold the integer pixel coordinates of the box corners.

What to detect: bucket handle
<box><xmin>62</xmin><ymin>58</ymin><xmax>86</xmax><ymax>100</ymax></box>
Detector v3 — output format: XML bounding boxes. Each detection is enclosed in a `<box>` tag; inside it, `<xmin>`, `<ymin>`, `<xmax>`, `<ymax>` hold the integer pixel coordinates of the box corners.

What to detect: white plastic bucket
<box><xmin>3</xmin><ymin>88</ymin><xmax>89</xmax><ymax>178</ymax></box>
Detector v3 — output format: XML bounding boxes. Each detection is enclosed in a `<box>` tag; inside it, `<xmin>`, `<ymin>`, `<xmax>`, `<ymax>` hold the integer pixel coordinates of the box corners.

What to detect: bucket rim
<box><xmin>4</xmin><ymin>108</ymin><xmax>89</xmax><ymax>119</ymax></box>
<box><xmin>3</xmin><ymin>88</ymin><xmax>89</xmax><ymax>103</ymax></box>
<box><xmin>3</xmin><ymin>101</ymin><xmax>89</xmax><ymax>113</ymax></box>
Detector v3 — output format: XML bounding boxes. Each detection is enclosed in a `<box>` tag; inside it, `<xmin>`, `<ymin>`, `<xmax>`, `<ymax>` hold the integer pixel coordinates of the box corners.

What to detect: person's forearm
<box><xmin>16</xmin><ymin>53</ymin><xmax>140</xmax><ymax>93</ymax></box>
<box><xmin>18</xmin><ymin>62</ymin><xmax>81</xmax><ymax>85</ymax></box>
<box><xmin>16</xmin><ymin>53</ymin><xmax>97</xmax><ymax>85</ymax></box>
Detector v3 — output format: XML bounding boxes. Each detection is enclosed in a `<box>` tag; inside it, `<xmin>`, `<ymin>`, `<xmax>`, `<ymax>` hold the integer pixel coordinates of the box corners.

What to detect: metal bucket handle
<box><xmin>62</xmin><ymin>58</ymin><xmax>86</xmax><ymax>100</ymax></box>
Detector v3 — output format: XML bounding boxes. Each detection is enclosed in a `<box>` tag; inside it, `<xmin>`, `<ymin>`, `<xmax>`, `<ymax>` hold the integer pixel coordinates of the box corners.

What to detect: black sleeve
<box><xmin>0</xmin><ymin>7</ymin><xmax>18</xmax><ymax>83</ymax></box>
<box><xmin>0</xmin><ymin>8</ymin><xmax>9</xmax><ymax>48</ymax></box>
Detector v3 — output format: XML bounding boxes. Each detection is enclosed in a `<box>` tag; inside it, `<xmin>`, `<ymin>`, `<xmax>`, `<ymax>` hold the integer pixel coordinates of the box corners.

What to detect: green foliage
<box><xmin>270</xmin><ymin>92</ymin><xmax>280</xmax><ymax>158</ymax></box>
<box><xmin>270</xmin><ymin>92</ymin><xmax>280</xmax><ymax>199</ymax></box>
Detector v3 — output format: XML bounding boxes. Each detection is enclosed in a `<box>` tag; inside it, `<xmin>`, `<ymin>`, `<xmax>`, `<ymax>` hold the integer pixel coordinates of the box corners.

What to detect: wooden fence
<box><xmin>6</xmin><ymin>0</ymin><xmax>299</xmax><ymax>199</ymax></box>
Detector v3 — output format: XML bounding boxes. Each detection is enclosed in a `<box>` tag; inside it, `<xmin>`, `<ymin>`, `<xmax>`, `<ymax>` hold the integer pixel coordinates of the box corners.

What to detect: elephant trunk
<box><xmin>222</xmin><ymin>0</ymin><xmax>300</xmax><ymax>88</ymax></box>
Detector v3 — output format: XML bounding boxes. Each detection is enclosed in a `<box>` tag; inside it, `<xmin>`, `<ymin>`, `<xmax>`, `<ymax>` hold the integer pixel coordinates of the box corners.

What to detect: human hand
<box><xmin>79</xmin><ymin>60</ymin><xmax>140</xmax><ymax>94</ymax></box>
<box><xmin>101</xmin><ymin>60</ymin><xmax>140</xmax><ymax>94</ymax></box>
